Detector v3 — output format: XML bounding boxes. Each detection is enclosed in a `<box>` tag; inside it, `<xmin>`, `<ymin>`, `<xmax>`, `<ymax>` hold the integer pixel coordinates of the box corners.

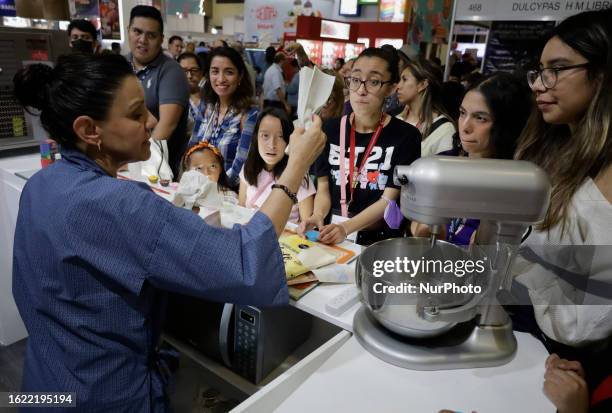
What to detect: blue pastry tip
<box><xmin>305</xmin><ymin>230</ymin><xmax>319</xmax><ymax>242</ymax></box>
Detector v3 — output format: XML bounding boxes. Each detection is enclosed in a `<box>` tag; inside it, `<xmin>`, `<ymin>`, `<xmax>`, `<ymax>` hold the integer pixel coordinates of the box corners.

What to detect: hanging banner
<box><xmin>455</xmin><ymin>0</ymin><xmax>612</xmax><ymax>21</ymax></box>
<box><xmin>100</xmin><ymin>0</ymin><xmax>120</xmax><ymax>40</ymax></box>
<box><xmin>483</xmin><ymin>20</ymin><xmax>556</xmax><ymax>74</ymax></box>
<box><xmin>0</xmin><ymin>0</ymin><xmax>16</xmax><ymax>17</ymax></box>
<box><xmin>244</xmin><ymin>0</ymin><xmax>335</xmax><ymax>44</ymax></box>
<box><xmin>406</xmin><ymin>0</ymin><xmax>453</xmax><ymax>46</ymax></box>
<box><xmin>379</xmin><ymin>0</ymin><xmax>407</xmax><ymax>22</ymax></box>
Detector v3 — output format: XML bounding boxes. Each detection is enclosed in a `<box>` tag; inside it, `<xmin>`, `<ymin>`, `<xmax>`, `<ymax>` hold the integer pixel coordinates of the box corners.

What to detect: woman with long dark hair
<box><xmin>396</xmin><ymin>58</ymin><xmax>456</xmax><ymax>156</ymax></box>
<box><xmin>190</xmin><ymin>47</ymin><xmax>258</xmax><ymax>188</ymax></box>
<box><xmin>510</xmin><ymin>9</ymin><xmax>612</xmax><ymax>413</ymax></box>
<box><xmin>11</xmin><ymin>53</ymin><xmax>325</xmax><ymax>412</ymax></box>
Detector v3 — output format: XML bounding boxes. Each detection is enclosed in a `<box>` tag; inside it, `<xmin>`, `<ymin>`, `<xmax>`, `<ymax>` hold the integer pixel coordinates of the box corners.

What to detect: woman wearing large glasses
<box><xmin>511</xmin><ymin>10</ymin><xmax>612</xmax><ymax>413</ymax></box>
<box><xmin>299</xmin><ymin>47</ymin><xmax>421</xmax><ymax>245</ymax></box>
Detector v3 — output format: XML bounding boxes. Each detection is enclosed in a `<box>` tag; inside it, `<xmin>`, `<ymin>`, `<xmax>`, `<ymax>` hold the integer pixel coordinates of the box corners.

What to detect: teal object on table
<box><xmin>305</xmin><ymin>230</ymin><xmax>319</xmax><ymax>242</ymax></box>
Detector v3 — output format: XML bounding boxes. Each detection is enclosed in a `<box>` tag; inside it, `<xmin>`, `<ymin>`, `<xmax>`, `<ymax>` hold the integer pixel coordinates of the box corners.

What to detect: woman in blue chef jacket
<box><xmin>11</xmin><ymin>53</ymin><xmax>326</xmax><ymax>413</ymax></box>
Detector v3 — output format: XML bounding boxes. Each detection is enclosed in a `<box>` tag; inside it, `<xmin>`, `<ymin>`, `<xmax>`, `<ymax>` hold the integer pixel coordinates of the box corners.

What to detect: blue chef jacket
<box><xmin>12</xmin><ymin>147</ymin><xmax>288</xmax><ymax>412</ymax></box>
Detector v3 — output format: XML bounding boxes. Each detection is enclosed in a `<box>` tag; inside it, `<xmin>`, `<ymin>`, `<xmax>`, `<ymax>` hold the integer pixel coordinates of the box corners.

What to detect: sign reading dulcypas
<box><xmin>244</xmin><ymin>0</ymin><xmax>334</xmax><ymax>44</ymax></box>
<box><xmin>455</xmin><ymin>0</ymin><xmax>611</xmax><ymax>21</ymax></box>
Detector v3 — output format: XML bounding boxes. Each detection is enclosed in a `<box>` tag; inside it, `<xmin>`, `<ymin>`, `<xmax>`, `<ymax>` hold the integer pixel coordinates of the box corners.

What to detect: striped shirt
<box><xmin>190</xmin><ymin>103</ymin><xmax>258</xmax><ymax>187</ymax></box>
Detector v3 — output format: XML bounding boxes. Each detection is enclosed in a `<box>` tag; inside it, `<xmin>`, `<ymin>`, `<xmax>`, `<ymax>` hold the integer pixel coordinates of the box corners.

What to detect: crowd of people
<box><xmin>10</xmin><ymin>4</ymin><xmax>612</xmax><ymax>412</ymax></box>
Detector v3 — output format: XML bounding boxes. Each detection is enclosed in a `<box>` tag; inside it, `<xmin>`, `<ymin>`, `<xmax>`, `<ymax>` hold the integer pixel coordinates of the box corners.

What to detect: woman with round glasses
<box><xmin>510</xmin><ymin>9</ymin><xmax>612</xmax><ymax>412</ymax></box>
<box><xmin>299</xmin><ymin>47</ymin><xmax>421</xmax><ymax>245</ymax></box>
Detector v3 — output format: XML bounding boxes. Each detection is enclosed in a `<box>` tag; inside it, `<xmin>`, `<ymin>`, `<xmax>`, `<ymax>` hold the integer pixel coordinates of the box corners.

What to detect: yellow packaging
<box><xmin>279</xmin><ymin>234</ymin><xmax>316</xmax><ymax>279</ymax></box>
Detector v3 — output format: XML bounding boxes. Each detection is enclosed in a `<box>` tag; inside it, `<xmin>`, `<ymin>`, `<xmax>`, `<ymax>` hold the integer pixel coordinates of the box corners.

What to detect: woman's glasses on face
<box><xmin>344</xmin><ymin>77</ymin><xmax>393</xmax><ymax>93</ymax></box>
<box><xmin>526</xmin><ymin>63</ymin><xmax>590</xmax><ymax>89</ymax></box>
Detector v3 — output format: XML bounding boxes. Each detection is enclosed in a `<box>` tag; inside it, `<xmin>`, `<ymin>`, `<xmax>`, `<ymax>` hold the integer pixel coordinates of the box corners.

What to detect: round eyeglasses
<box><xmin>344</xmin><ymin>77</ymin><xmax>393</xmax><ymax>93</ymax></box>
<box><xmin>526</xmin><ymin>63</ymin><xmax>590</xmax><ymax>89</ymax></box>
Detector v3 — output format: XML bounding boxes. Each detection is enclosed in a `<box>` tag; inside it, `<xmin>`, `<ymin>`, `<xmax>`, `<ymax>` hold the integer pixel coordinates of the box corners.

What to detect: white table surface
<box><xmin>275</xmin><ymin>332</ymin><xmax>555</xmax><ymax>412</ymax></box>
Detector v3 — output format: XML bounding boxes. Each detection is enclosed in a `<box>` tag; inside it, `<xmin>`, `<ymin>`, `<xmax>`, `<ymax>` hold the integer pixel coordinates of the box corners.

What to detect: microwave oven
<box><xmin>164</xmin><ymin>294</ymin><xmax>312</xmax><ymax>384</ymax></box>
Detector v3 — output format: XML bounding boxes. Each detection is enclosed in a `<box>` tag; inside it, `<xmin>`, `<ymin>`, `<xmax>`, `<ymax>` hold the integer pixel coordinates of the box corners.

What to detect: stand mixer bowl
<box><xmin>356</xmin><ymin>237</ymin><xmax>486</xmax><ymax>338</ymax></box>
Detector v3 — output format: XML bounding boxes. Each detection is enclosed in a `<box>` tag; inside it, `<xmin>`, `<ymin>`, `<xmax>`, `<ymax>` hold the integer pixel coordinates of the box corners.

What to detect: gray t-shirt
<box><xmin>262</xmin><ymin>63</ymin><xmax>284</xmax><ymax>101</ymax></box>
<box><xmin>127</xmin><ymin>52</ymin><xmax>190</xmax><ymax>176</ymax></box>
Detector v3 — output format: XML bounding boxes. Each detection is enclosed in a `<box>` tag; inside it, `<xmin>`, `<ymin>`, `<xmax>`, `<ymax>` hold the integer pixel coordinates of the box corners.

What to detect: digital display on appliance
<box><xmin>240</xmin><ymin>311</ymin><xmax>255</xmax><ymax>325</ymax></box>
<box><xmin>358</xmin><ymin>0</ymin><xmax>378</xmax><ymax>4</ymax></box>
<box><xmin>320</xmin><ymin>19</ymin><xmax>351</xmax><ymax>40</ymax></box>
<box><xmin>339</xmin><ymin>0</ymin><xmax>361</xmax><ymax>17</ymax></box>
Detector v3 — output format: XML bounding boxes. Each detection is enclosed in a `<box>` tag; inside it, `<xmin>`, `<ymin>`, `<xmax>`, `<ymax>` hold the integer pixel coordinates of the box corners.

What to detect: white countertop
<box><xmin>289</xmin><ymin>249</ymin><xmax>362</xmax><ymax>332</ymax></box>
<box><xmin>2</xmin><ymin>154</ymin><xmax>555</xmax><ymax>412</ymax></box>
<box><xmin>274</xmin><ymin>332</ymin><xmax>555</xmax><ymax>412</ymax></box>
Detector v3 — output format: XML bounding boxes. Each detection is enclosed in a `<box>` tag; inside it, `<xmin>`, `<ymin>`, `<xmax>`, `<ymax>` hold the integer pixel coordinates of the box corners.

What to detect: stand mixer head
<box><xmin>353</xmin><ymin>156</ymin><xmax>551</xmax><ymax>370</ymax></box>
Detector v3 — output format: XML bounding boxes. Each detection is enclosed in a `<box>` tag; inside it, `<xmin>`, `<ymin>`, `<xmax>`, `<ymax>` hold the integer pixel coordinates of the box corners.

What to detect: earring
<box><xmin>97</xmin><ymin>141</ymin><xmax>102</xmax><ymax>151</ymax></box>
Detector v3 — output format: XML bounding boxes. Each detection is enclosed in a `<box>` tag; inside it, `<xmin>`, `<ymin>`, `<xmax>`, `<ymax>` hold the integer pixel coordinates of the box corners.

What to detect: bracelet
<box><xmin>271</xmin><ymin>184</ymin><xmax>298</xmax><ymax>204</ymax></box>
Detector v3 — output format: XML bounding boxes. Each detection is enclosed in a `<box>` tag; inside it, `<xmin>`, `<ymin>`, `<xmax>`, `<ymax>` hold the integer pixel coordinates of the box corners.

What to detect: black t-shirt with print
<box><xmin>315</xmin><ymin>115</ymin><xmax>421</xmax><ymax>217</ymax></box>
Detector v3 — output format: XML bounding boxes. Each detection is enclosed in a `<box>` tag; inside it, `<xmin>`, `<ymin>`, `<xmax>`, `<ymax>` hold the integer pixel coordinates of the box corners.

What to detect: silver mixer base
<box><xmin>353</xmin><ymin>307</ymin><xmax>517</xmax><ymax>370</ymax></box>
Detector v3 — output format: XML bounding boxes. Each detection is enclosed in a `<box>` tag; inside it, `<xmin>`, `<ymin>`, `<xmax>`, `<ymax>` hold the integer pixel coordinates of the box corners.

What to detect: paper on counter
<box><xmin>312</xmin><ymin>262</ymin><xmax>356</xmax><ymax>284</ymax></box>
<box><xmin>297</xmin><ymin>245</ymin><xmax>337</xmax><ymax>269</ymax></box>
<box><xmin>295</xmin><ymin>66</ymin><xmax>336</xmax><ymax>130</ymax></box>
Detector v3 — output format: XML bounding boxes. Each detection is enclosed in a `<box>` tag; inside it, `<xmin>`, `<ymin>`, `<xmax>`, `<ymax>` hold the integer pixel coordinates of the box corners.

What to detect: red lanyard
<box><xmin>348</xmin><ymin>112</ymin><xmax>385</xmax><ymax>197</ymax></box>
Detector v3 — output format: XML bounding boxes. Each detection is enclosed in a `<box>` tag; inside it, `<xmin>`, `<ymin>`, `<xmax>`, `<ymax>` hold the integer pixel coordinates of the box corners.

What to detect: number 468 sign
<box><xmin>455</xmin><ymin>0</ymin><xmax>611</xmax><ymax>21</ymax></box>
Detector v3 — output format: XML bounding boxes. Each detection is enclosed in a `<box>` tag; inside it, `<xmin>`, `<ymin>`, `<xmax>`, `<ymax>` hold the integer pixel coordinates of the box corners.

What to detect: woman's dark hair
<box><xmin>181</xmin><ymin>146</ymin><xmax>232</xmax><ymax>192</ymax></box>
<box><xmin>516</xmin><ymin>9</ymin><xmax>612</xmax><ymax>233</ymax></box>
<box><xmin>265</xmin><ymin>46</ymin><xmax>276</xmax><ymax>64</ymax></box>
<box><xmin>441</xmin><ymin>80</ymin><xmax>465</xmax><ymax>122</ymax></box>
<box><xmin>177</xmin><ymin>52</ymin><xmax>203</xmax><ymax>70</ymax></box>
<box><xmin>354</xmin><ymin>47</ymin><xmax>400</xmax><ymax>83</ymax></box>
<box><xmin>243</xmin><ymin>107</ymin><xmax>294</xmax><ymax>186</ymax></box>
<box><xmin>456</xmin><ymin>72</ymin><xmax>532</xmax><ymax>159</ymax></box>
<box><xmin>13</xmin><ymin>53</ymin><xmax>133</xmax><ymax>148</ymax></box>
<box><xmin>202</xmin><ymin>47</ymin><xmax>254</xmax><ymax>113</ymax></box>
<box><xmin>402</xmin><ymin>57</ymin><xmax>453</xmax><ymax>137</ymax></box>
<box><xmin>196</xmin><ymin>51</ymin><xmax>209</xmax><ymax>73</ymax></box>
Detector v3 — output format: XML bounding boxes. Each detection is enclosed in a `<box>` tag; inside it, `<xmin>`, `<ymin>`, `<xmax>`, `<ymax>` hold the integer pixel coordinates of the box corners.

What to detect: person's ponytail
<box><xmin>12</xmin><ymin>53</ymin><xmax>133</xmax><ymax>147</ymax></box>
<box><xmin>13</xmin><ymin>63</ymin><xmax>54</xmax><ymax>112</ymax></box>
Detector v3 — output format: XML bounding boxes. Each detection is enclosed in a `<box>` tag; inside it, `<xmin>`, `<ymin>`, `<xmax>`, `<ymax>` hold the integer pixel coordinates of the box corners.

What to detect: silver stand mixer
<box><xmin>353</xmin><ymin>156</ymin><xmax>551</xmax><ymax>370</ymax></box>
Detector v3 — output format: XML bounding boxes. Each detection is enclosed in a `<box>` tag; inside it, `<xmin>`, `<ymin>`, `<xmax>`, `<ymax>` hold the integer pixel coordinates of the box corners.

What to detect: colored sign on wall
<box><xmin>0</xmin><ymin>0</ymin><xmax>16</xmax><ymax>17</ymax></box>
<box><xmin>100</xmin><ymin>0</ymin><xmax>120</xmax><ymax>39</ymax></box>
<box><xmin>406</xmin><ymin>0</ymin><xmax>453</xmax><ymax>46</ymax></box>
<box><xmin>244</xmin><ymin>0</ymin><xmax>334</xmax><ymax>44</ymax></box>
<box><xmin>455</xmin><ymin>0</ymin><xmax>612</xmax><ymax>21</ymax></box>
<box><xmin>71</xmin><ymin>0</ymin><xmax>100</xmax><ymax>17</ymax></box>
<box><xmin>379</xmin><ymin>0</ymin><xmax>407</xmax><ymax>22</ymax></box>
